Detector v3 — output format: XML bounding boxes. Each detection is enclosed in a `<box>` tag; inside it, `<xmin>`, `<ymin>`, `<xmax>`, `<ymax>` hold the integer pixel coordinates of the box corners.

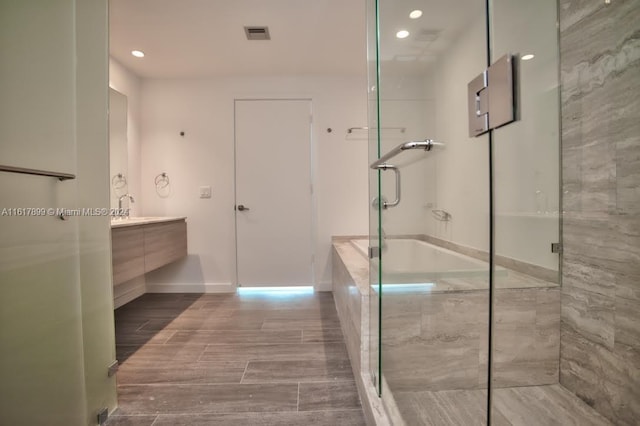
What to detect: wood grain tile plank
<box><xmin>105</xmin><ymin>415</ymin><xmax>157</xmax><ymax>426</ymax></box>
<box><xmin>167</xmin><ymin>330</ymin><xmax>302</xmax><ymax>345</ymax></box>
<box><xmin>298</xmin><ymin>381</ymin><xmax>362</xmax><ymax>411</ymax></box>
<box><xmin>241</xmin><ymin>359</ymin><xmax>354</xmax><ymax>383</ymax></box>
<box><xmin>151</xmin><ymin>410</ymin><xmax>366</xmax><ymax>426</ymax></box>
<box><xmin>117</xmin><ymin>383</ymin><xmax>298</xmax><ymax>415</ymax></box>
<box><xmin>200</xmin><ymin>342</ymin><xmax>349</xmax><ymax>363</ymax></box>
<box><xmin>117</xmin><ymin>362</ymin><xmax>246</xmax><ymax>385</ymax></box>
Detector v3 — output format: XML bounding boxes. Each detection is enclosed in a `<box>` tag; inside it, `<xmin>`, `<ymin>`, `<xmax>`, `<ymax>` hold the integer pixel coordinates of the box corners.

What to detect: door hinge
<box><xmin>107</xmin><ymin>360</ymin><xmax>119</xmax><ymax>377</ymax></box>
<box><xmin>369</xmin><ymin>246</ymin><xmax>380</xmax><ymax>259</ymax></box>
<box><xmin>551</xmin><ymin>243</ymin><xmax>563</xmax><ymax>254</ymax></box>
<box><xmin>468</xmin><ymin>54</ymin><xmax>516</xmax><ymax>137</ymax></box>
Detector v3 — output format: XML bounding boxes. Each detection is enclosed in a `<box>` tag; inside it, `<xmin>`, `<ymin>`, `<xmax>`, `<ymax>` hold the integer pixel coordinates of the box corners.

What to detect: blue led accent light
<box><xmin>371</xmin><ymin>283</ymin><xmax>435</xmax><ymax>293</ymax></box>
<box><xmin>237</xmin><ymin>286</ymin><xmax>315</xmax><ymax>297</ymax></box>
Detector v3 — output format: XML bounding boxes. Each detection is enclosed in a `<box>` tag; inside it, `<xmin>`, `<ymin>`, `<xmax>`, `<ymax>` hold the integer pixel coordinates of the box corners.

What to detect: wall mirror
<box><xmin>109</xmin><ymin>88</ymin><xmax>128</xmax><ymax>210</ymax></box>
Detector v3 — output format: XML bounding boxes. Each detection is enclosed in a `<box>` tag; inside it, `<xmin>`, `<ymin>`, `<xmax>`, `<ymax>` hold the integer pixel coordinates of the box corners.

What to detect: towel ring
<box><xmin>154</xmin><ymin>172</ymin><xmax>170</xmax><ymax>188</ymax></box>
<box><xmin>111</xmin><ymin>173</ymin><xmax>127</xmax><ymax>189</ymax></box>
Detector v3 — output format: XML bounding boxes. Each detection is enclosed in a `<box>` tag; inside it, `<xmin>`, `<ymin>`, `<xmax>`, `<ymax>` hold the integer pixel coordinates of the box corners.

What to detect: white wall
<box><xmin>138</xmin><ymin>75</ymin><xmax>369</xmax><ymax>291</ymax></box>
<box><xmin>376</xmin><ymin>75</ymin><xmax>438</xmax><ymax>238</ymax></box>
<box><xmin>109</xmin><ymin>58</ymin><xmax>142</xmax><ymax>217</ymax></box>
<box><xmin>491</xmin><ymin>0</ymin><xmax>561</xmax><ymax>270</ymax></box>
<box><xmin>109</xmin><ymin>58</ymin><xmax>148</xmax><ymax>305</ymax></box>
<box><xmin>372</xmin><ymin>21</ymin><xmax>491</xmax><ymax>252</ymax></box>
<box><xmin>431</xmin><ymin>18</ymin><xmax>491</xmax><ymax>251</ymax></box>
<box><xmin>425</xmin><ymin>10</ymin><xmax>559</xmax><ymax>270</ymax></box>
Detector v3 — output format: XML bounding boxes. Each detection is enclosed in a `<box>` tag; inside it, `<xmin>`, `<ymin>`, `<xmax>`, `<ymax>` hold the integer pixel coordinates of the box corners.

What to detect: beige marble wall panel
<box><xmin>381</xmin><ymin>287</ymin><xmax>559</xmax><ymax>391</ymax></box>
<box><xmin>560</xmin><ymin>0</ymin><xmax>640</xmax><ymax>423</ymax></box>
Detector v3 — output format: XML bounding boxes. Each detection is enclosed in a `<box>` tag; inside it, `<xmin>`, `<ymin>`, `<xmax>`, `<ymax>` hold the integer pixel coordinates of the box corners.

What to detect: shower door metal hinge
<box><xmin>107</xmin><ymin>360</ymin><xmax>119</xmax><ymax>377</ymax></box>
<box><xmin>97</xmin><ymin>407</ymin><xmax>108</xmax><ymax>425</ymax></box>
<box><xmin>369</xmin><ymin>246</ymin><xmax>380</xmax><ymax>259</ymax></box>
<box><xmin>551</xmin><ymin>243</ymin><xmax>563</xmax><ymax>254</ymax></box>
<box><xmin>468</xmin><ymin>54</ymin><xmax>516</xmax><ymax>137</ymax></box>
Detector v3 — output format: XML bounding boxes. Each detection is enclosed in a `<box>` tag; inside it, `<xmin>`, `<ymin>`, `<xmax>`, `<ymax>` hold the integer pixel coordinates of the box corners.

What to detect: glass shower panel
<box><xmin>488</xmin><ymin>0</ymin><xmax>562</xmax><ymax>421</ymax></box>
<box><xmin>0</xmin><ymin>1</ymin><xmax>87</xmax><ymax>424</ymax></box>
<box><xmin>0</xmin><ymin>2</ymin><xmax>116</xmax><ymax>424</ymax></box>
<box><xmin>372</xmin><ymin>0</ymin><xmax>492</xmax><ymax>423</ymax></box>
<box><xmin>367</xmin><ymin>0</ymin><xmax>382</xmax><ymax>395</ymax></box>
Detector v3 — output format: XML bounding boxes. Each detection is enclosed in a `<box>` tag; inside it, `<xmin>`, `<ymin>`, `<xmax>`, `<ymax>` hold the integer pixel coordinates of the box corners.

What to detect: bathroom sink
<box><xmin>111</xmin><ymin>216</ymin><xmax>160</xmax><ymax>224</ymax></box>
<box><xmin>110</xmin><ymin>216</ymin><xmax>187</xmax><ymax>228</ymax></box>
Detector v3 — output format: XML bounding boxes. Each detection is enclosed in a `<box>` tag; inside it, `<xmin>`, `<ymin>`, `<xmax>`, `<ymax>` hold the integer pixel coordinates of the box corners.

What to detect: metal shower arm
<box><xmin>369</xmin><ymin>139</ymin><xmax>443</xmax><ymax>169</ymax></box>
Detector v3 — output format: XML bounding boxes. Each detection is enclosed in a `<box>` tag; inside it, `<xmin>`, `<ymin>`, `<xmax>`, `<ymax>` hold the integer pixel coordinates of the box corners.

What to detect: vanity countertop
<box><xmin>110</xmin><ymin>216</ymin><xmax>187</xmax><ymax>228</ymax></box>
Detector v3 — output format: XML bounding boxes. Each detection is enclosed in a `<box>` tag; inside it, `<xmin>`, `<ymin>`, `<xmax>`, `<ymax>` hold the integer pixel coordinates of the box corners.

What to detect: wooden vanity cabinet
<box><xmin>111</xmin><ymin>219</ymin><xmax>187</xmax><ymax>285</ymax></box>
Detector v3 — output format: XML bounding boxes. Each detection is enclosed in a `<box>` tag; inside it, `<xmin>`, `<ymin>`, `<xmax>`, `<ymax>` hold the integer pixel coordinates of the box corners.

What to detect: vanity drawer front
<box><xmin>143</xmin><ymin>220</ymin><xmax>187</xmax><ymax>273</ymax></box>
<box><xmin>112</xmin><ymin>225</ymin><xmax>145</xmax><ymax>285</ymax></box>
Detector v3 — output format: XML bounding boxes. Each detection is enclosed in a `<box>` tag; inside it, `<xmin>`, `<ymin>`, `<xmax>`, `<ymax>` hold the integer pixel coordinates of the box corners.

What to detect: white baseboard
<box><xmin>145</xmin><ymin>282</ymin><xmax>236</xmax><ymax>294</ymax></box>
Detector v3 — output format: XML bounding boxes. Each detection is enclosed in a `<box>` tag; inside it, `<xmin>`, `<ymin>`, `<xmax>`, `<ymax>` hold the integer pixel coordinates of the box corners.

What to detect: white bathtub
<box><xmin>351</xmin><ymin>238</ymin><xmax>501</xmax><ymax>291</ymax></box>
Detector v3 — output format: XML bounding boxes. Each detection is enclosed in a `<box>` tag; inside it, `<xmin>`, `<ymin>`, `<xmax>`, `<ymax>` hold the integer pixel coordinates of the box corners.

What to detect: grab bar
<box><xmin>347</xmin><ymin>126</ymin><xmax>406</xmax><ymax>134</ymax></box>
<box><xmin>372</xmin><ymin>164</ymin><xmax>400</xmax><ymax>209</ymax></box>
<box><xmin>369</xmin><ymin>139</ymin><xmax>442</xmax><ymax>169</ymax></box>
<box><xmin>0</xmin><ymin>164</ymin><xmax>75</xmax><ymax>181</ymax></box>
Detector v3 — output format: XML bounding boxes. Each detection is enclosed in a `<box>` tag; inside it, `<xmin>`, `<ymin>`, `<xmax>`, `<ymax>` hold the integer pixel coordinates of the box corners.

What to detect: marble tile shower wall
<box><xmin>560</xmin><ymin>0</ymin><xmax>640</xmax><ymax>424</ymax></box>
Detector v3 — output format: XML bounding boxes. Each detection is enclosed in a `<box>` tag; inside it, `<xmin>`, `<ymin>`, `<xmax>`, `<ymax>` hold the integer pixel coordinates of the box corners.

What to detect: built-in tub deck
<box><xmin>332</xmin><ymin>237</ymin><xmax>563</xmax><ymax>425</ymax></box>
<box><xmin>350</xmin><ymin>238</ymin><xmax>558</xmax><ymax>292</ymax></box>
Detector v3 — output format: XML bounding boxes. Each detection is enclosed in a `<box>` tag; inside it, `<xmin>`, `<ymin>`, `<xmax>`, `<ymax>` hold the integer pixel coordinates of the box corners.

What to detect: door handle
<box><xmin>237</xmin><ymin>204</ymin><xmax>250</xmax><ymax>211</ymax></box>
<box><xmin>372</xmin><ymin>164</ymin><xmax>400</xmax><ymax>209</ymax></box>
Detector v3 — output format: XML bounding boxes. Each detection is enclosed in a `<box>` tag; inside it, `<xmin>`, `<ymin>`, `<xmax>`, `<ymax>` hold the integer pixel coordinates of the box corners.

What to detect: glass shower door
<box><xmin>369</xmin><ymin>0</ymin><xmax>493</xmax><ymax>423</ymax></box>
<box><xmin>488</xmin><ymin>0</ymin><xmax>562</xmax><ymax>421</ymax></box>
<box><xmin>367</xmin><ymin>0</ymin><xmax>382</xmax><ymax>395</ymax></box>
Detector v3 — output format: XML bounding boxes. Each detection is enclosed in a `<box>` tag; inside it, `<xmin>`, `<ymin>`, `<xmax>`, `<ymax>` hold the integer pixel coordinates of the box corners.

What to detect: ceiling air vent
<box><xmin>415</xmin><ymin>29</ymin><xmax>440</xmax><ymax>42</ymax></box>
<box><xmin>244</xmin><ymin>26</ymin><xmax>271</xmax><ymax>40</ymax></box>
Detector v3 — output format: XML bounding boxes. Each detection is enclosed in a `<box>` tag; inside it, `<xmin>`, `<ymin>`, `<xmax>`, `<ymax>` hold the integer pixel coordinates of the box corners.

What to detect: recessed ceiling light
<box><xmin>409</xmin><ymin>10</ymin><xmax>423</xmax><ymax>19</ymax></box>
<box><xmin>522</xmin><ymin>54</ymin><xmax>535</xmax><ymax>60</ymax></box>
<box><xmin>131</xmin><ymin>50</ymin><xmax>145</xmax><ymax>58</ymax></box>
<box><xmin>396</xmin><ymin>30</ymin><xmax>410</xmax><ymax>39</ymax></box>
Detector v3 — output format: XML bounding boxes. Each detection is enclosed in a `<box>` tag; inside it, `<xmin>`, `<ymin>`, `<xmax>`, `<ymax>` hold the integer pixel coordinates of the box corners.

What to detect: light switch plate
<box><xmin>199</xmin><ymin>186</ymin><xmax>212</xmax><ymax>198</ymax></box>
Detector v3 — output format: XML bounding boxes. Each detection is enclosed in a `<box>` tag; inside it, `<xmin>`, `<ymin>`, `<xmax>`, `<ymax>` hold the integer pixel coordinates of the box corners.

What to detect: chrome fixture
<box><xmin>467</xmin><ymin>54</ymin><xmax>516</xmax><ymax>137</ymax></box>
<box><xmin>372</xmin><ymin>164</ymin><xmax>400</xmax><ymax>209</ymax></box>
<box><xmin>347</xmin><ymin>126</ymin><xmax>406</xmax><ymax>134</ymax></box>
<box><xmin>154</xmin><ymin>172</ymin><xmax>171</xmax><ymax>198</ymax></box>
<box><xmin>111</xmin><ymin>173</ymin><xmax>127</xmax><ymax>189</ymax></box>
<box><xmin>154</xmin><ymin>172</ymin><xmax>170</xmax><ymax>188</ymax></box>
<box><xmin>369</xmin><ymin>139</ymin><xmax>442</xmax><ymax>169</ymax></box>
<box><xmin>369</xmin><ymin>139</ymin><xmax>442</xmax><ymax>209</ymax></box>
<box><xmin>118</xmin><ymin>194</ymin><xmax>134</xmax><ymax>217</ymax></box>
<box><xmin>0</xmin><ymin>164</ymin><xmax>75</xmax><ymax>181</ymax></box>
<box><xmin>432</xmin><ymin>209</ymin><xmax>452</xmax><ymax>221</ymax></box>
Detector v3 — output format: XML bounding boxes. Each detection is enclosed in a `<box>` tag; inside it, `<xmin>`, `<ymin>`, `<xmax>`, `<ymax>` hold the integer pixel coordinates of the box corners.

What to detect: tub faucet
<box><xmin>118</xmin><ymin>194</ymin><xmax>135</xmax><ymax>218</ymax></box>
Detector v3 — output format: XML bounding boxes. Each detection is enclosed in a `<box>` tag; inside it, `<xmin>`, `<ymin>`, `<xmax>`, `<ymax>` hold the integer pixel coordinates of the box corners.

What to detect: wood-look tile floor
<box><xmin>107</xmin><ymin>292</ymin><xmax>366</xmax><ymax>426</ymax></box>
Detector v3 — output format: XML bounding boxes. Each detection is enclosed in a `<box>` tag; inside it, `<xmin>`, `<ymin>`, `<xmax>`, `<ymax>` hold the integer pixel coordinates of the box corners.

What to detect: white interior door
<box><xmin>234</xmin><ymin>99</ymin><xmax>313</xmax><ymax>287</ymax></box>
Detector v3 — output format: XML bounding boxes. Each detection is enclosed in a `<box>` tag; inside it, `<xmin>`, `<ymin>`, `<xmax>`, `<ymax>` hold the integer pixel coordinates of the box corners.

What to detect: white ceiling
<box><xmin>109</xmin><ymin>0</ymin><xmax>368</xmax><ymax>78</ymax></box>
